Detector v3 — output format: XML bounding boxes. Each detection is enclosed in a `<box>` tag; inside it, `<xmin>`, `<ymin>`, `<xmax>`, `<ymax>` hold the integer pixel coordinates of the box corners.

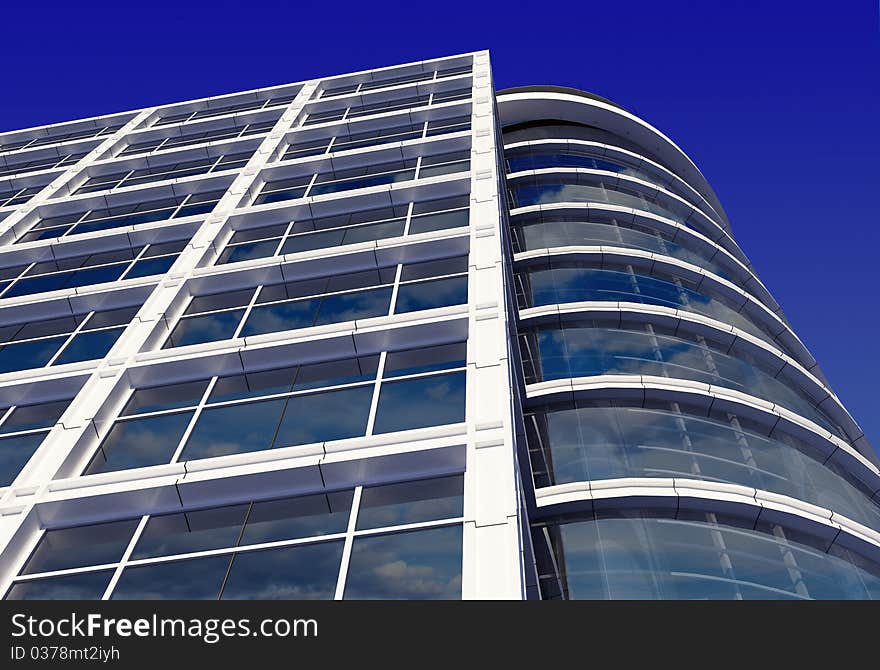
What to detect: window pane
<box><xmin>357</xmin><ymin>476</ymin><xmax>464</xmax><ymax>530</ymax></box>
<box><xmin>168</xmin><ymin>310</ymin><xmax>245</xmax><ymax>347</ymax></box>
<box><xmin>209</xmin><ymin>366</ymin><xmax>297</xmax><ymax>403</ymax></box>
<box><xmin>111</xmin><ymin>555</ymin><xmax>230</xmax><ymax>600</ymax></box>
<box><xmin>373</xmin><ymin>372</ymin><xmax>465</xmax><ymax>434</ymax></box>
<box><xmin>5</xmin><ymin>571</ymin><xmax>114</xmax><ymax>600</ymax></box>
<box><xmin>222</xmin><ymin>541</ymin><xmax>344</xmax><ymax>600</ymax></box>
<box><xmin>121</xmin><ymin>380</ymin><xmax>210</xmax><ymax>416</ymax></box>
<box><xmin>344</xmin><ymin>525</ymin><xmax>462</xmax><ymax>599</ymax></box>
<box><xmin>0</xmin><ymin>337</ymin><xmax>64</xmax><ymax>373</ymax></box>
<box><xmin>87</xmin><ymin>412</ymin><xmax>194</xmax><ymax>473</ymax></box>
<box><xmin>241</xmin><ymin>491</ymin><xmax>353</xmax><ymax>545</ymax></box>
<box><xmin>273</xmin><ymin>386</ymin><xmax>373</xmax><ymax>448</ymax></box>
<box><xmin>239</xmin><ymin>299</ymin><xmax>320</xmax><ymax>337</ymax></box>
<box><xmin>394</xmin><ymin>276</ymin><xmax>467</xmax><ymax>314</ymax></box>
<box><xmin>1</xmin><ymin>399</ymin><xmax>69</xmax><ymax>433</ymax></box>
<box><xmin>131</xmin><ymin>504</ymin><xmax>250</xmax><ymax>559</ymax></box>
<box><xmin>383</xmin><ymin>342</ymin><xmax>466</xmax><ymax>377</ymax></box>
<box><xmin>53</xmin><ymin>328</ymin><xmax>122</xmax><ymax>365</ymax></box>
<box><xmin>313</xmin><ymin>287</ymin><xmax>392</xmax><ymax>325</ymax></box>
<box><xmin>180</xmin><ymin>398</ymin><xmax>286</xmax><ymax>460</ymax></box>
<box><xmin>0</xmin><ymin>432</ymin><xmax>47</xmax><ymax>486</ymax></box>
<box><xmin>22</xmin><ymin>519</ymin><xmax>139</xmax><ymax>574</ymax></box>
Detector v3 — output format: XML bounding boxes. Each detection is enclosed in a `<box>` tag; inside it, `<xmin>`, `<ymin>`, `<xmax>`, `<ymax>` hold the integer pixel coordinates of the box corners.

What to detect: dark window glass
<box><xmin>1</xmin><ymin>400</ymin><xmax>69</xmax><ymax>433</ymax></box>
<box><xmin>131</xmin><ymin>504</ymin><xmax>250</xmax><ymax>559</ymax></box>
<box><xmin>121</xmin><ymin>380</ymin><xmax>210</xmax><ymax>416</ymax></box>
<box><xmin>357</xmin><ymin>476</ymin><xmax>464</xmax><ymax>530</ymax></box>
<box><xmin>241</xmin><ymin>491</ymin><xmax>353</xmax><ymax>545</ymax></box>
<box><xmin>383</xmin><ymin>343</ymin><xmax>466</xmax><ymax>377</ymax></box>
<box><xmin>273</xmin><ymin>386</ymin><xmax>373</xmax><ymax>448</ymax></box>
<box><xmin>52</xmin><ymin>328</ymin><xmax>122</xmax><ymax>365</ymax></box>
<box><xmin>408</xmin><ymin>208</ymin><xmax>469</xmax><ymax>234</ymax></box>
<box><xmin>180</xmin><ymin>398</ymin><xmax>287</xmax><ymax>460</ymax></box>
<box><xmin>313</xmin><ymin>287</ymin><xmax>392</xmax><ymax>325</ymax></box>
<box><xmin>275</xmin><ymin>385</ymin><xmax>373</xmax><ymax>447</ymax></box>
<box><xmin>22</xmin><ymin>519</ymin><xmax>139</xmax><ymax>574</ymax></box>
<box><xmin>0</xmin><ymin>432</ymin><xmax>47</xmax><ymax>486</ymax></box>
<box><xmin>394</xmin><ymin>277</ymin><xmax>468</xmax><ymax>313</ymax></box>
<box><xmin>209</xmin><ymin>366</ymin><xmax>297</xmax><ymax>403</ymax></box>
<box><xmin>0</xmin><ymin>337</ymin><xmax>64</xmax><ymax>373</ymax></box>
<box><xmin>239</xmin><ymin>299</ymin><xmax>320</xmax><ymax>338</ymax></box>
<box><xmin>221</xmin><ymin>542</ymin><xmax>343</xmax><ymax>600</ymax></box>
<box><xmin>5</xmin><ymin>571</ymin><xmax>114</xmax><ymax>600</ymax></box>
<box><xmin>344</xmin><ymin>525</ymin><xmax>462</xmax><ymax>599</ymax></box>
<box><xmin>373</xmin><ymin>372</ymin><xmax>466</xmax><ymax>434</ymax></box>
<box><xmin>168</xmin><ymin>310</ymin><xmax>245</xmax><ymax>348</ymax></box>
<box><xmin>86</xmin><ymin>412</ymin><xmax>194</xmax><ymax>474</ymax></box>
<box><xmin>111</xmin><ymin>555</ymin><xmax>230</xmax><ymax>600</ymax></box>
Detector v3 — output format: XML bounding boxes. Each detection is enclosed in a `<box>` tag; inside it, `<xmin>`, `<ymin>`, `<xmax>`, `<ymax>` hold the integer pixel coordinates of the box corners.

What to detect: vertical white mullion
<box><xmin>116</xmin><ymin>242</ymin><xmax>152</xmax><ymax>281</ymax></box>
<box><xmin>101</xmin><ymin>515</ymin><xmax>150</xmax><ymax>600</ymax></box>
<box><xmin>168</xmin><ymin>375</ymin><xmax>219</xmax><ymax>464</ymax></box>
<box><xmin>387</xmin><ymin>263</ymin><xmax>404</xmax><ymax>316</ymax></box>
<box><xmin>333</xmin><ymin>485</ymin><xmax>362</xmax><ymax>600</ymax></box>
<box><xmin>231</xmin><ymin>286</ymin><xmax>264</xmax><ymax>339</ymax></box>
<box><xmin>301</xmin><ymin>171</ymin><xmax>320</xmax><ymax>199</ymax></box>
<box><xmin>413</xmin><ymin>154</ymin><xmax>423</xmax><ymax>180</ymax></box>
<box><xmin>364</xmin><ymin>351</ymin><xmax>387</xmax><ymax>437</ymax></box>
<box><xmin>45</xmin><ymin>310</ymin><xmax>96</xmax><ymax>367</ymax></box>
<box><xmin>401</xmin><ymin>201</ymin><xmax>415</xmax><ymax>237</ymax></box>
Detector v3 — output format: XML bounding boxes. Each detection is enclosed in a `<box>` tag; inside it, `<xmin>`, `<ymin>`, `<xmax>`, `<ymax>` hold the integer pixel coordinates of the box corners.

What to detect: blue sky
<box><xmin>3</xmin><ymin>1</ymin><xmax>878</xmax><ymax>450</ymax></box>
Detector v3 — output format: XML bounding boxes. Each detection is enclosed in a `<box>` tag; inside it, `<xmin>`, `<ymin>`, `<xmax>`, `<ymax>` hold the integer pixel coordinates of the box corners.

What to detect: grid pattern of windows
<box><xmin>219</xmin><ymin>195</ymin><xmax>469</xmax><ymax>264</ymax></box>
<box><xmin>166</xmin><ymin>255</ymin><xmax>468</xmax><ymax>349</ymax></box>
<box><xmin>0</xmin><ymin>150</ymin><xmax>88</xmax><ymax>179</ymax></box>
<box><xmin>281</xmin><ymin>114</ymin><xmax>471</xmax><ymax>162</ymax></box>
<box><xmin>303</xmin><ymin>86</ymin><xmax>472</xmax><ymax>127</ymax></box>
<box><xmin>17</xmin><ymin>189</ymin><xmax>226</xmax><ymax>243</ymax></box>
<box><xmin>253</xmin><ymin>150</ymin><xmax>470</xmax><ymax>207</ymax></box>
<box><xmin>152</xmin><ymin>91</ymin><xmax>299</xmax><ymax>127</ymax></box>
<box><xmin>319</xmin><ymin>64</ymin><xmax>471</xmax><ymax>98</ymax></box>
<box><xmin>118</xmin><ymin>117</ymin><xmax>278</xmax><ymax>157</ymax></box>
<box><xmin>0</xmin><ymin>184</ymin><xmax>45</xmax><ymax>208</ymax></box>
<box><xmin>74</xmin><ymin>150</ymin><xmax>254</xmax><ymax>195</ymax></box>
<box><xmin>6</xmin><ymin>474</ymin><xmax>463</xmax><ymax>600</ymax></box>
<box><xmin>0</xmin><ymin>122</ymin><xmax>126</xmax><ymax>153</ymax></box>
<box><xmin>85</xmin><ymin>342</ymin><xmax>466</xmax><ymax>473</ymax></box>
<box><xmin>0</xmin><ymin>305</ymin><xmax>139</xmax><ymax>374</ymax></box>
<box><xmin>0</xmin><ymin>239</ymin><xmax>187</xmax><ymax>299</ymax></box>
<box><xmin>0</xmin><ymin>397</ymin><xmax>71</xmax><ymax>487</ymax></box>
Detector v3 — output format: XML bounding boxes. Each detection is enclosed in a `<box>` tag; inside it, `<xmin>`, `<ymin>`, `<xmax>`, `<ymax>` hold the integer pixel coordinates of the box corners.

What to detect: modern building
<box><xmin>0</xmin><ymin>51</ymin><xmax>877</xmax><ymax>600</ymax></box>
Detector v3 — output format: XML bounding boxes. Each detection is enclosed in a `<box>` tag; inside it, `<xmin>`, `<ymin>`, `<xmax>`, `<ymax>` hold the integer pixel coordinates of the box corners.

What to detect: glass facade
<box><xmin>0</xmin><ymin>53</ymin><xmax>875</xmax><ymax>601</ymax></box>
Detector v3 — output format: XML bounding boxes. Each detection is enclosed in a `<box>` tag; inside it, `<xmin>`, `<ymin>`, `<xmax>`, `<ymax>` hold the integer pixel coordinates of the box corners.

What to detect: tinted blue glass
<box><xmin>181</xmin><ymin>398</ymin><xmax>286</xmax><ymax>461</ymax></box>
<box><xmin>394</xmin><ymin>276</ymin><xmax>467</xmax><ymax>313</ymax></box>
<box><xmin>169</xmin><ymin>310</ymin><xmax>245</xmax><ymax>347</ymax></box>
<box><xmin>344</xmin><ymin>525</ymin><xmax>462</xmax><ymax>599</ymax></box>
<box><xmin>0</xmin><ymin>337</ymin><xmax>64</xmax><ymax>373</ymax></box>
<box><xmin>1</xmin><ymin>400</ymin><xmax>69</xmax><ymax>433</ymax></box>
<box><xmin>87</xmin><ymin>412</ymin><xmax>194</xmax><ymax>473</ymax></box>
<box><xmin>22</xmin><ymin>519</ymin><xmax>139</xmax><ymax>574</ymax></box>
<box><xmin>382</xmin><ymin>342</ymin><xmax>466</xmax><ymax>377</ymax></box>
<box><xmin>63</xmin><ymin>264</ymin><xmax>128</xmax><ymax>289</ymax></box>
<box><xmin>221</xmin><ymin>541</ymin><xmax>344</xmax><ymax>600</ymax></box>
<box><xmin>239</xmin><ymin>299</ymin><xmax>319</xmax><ymax>337</ymax></box>
<box><xmin>281</xmin><ymin>229</ymin><xmax>346</xmax><ymax>254</ymax></box>
<box><xmin>408</xmin><ymin>209</ymin><xmax>468</xmax><ymax>234</ymax></box>
<box><xmin>132</xmin><ymin>504</ymin><xmax>250</xmax><ymax>559</ymax></box>
<box><xmin>373</xmin><ymin>372</ymin><xmax>466</xmax><ymax>434</ymax></box>
<box><xmin>52</xmin><ymin>328</ymin><xmax>122</xmax><ymax>365</ymax></box>
<box><xmin>111</xmin><ymin>555</ymin><xmax>230</xmax><ymax>599</ymax></box>
<box><xmin>0</xmin><ymin>432</ymin><xmax>47</xmax><ymax>486</ymax></box>
<box><xmin>121</xmin><ymin>380</ymin><xmax>210</xmax><ymax>415</ymax></box>
<box><xmin>273</xmin><ymin>386</ymin><xmax>373</xmax><ymax>448</ymax></box>
<box><xmin>4</xmin><ymin>273</ymin><xmax>69</xmax><ymax>297</ymax></box>
<box><xmin>125</xmin><ymin>255</ymin><xmax>176</xmax><ymax>279</ymax></box>
<box><xmin>547</xmin><ymin>515</ymin><xmax>880</xmax><ymax>600</ymax></box>
<box><xmin>5</xmin><ymin>571</ymin><xmax>114</xmax><ymax>600</ymax></box>
<box><xmin>219</xmin><ymin>240</ymin><xmax>279</xmax><ymax>264</ymax></box>
<box><xmin>313</xmin><ymin>287</ymin><xmax>392</xmax><ymax>325</ymax></box>
<box><xmin>356</xmin><ymin>476</ymin><xmax>464</xmax><ymax>530</ymax></box>
<box><xmin>241</xmin><ymin>491</ymin><xmax>353</xmax><ymax>545</ymax></box>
